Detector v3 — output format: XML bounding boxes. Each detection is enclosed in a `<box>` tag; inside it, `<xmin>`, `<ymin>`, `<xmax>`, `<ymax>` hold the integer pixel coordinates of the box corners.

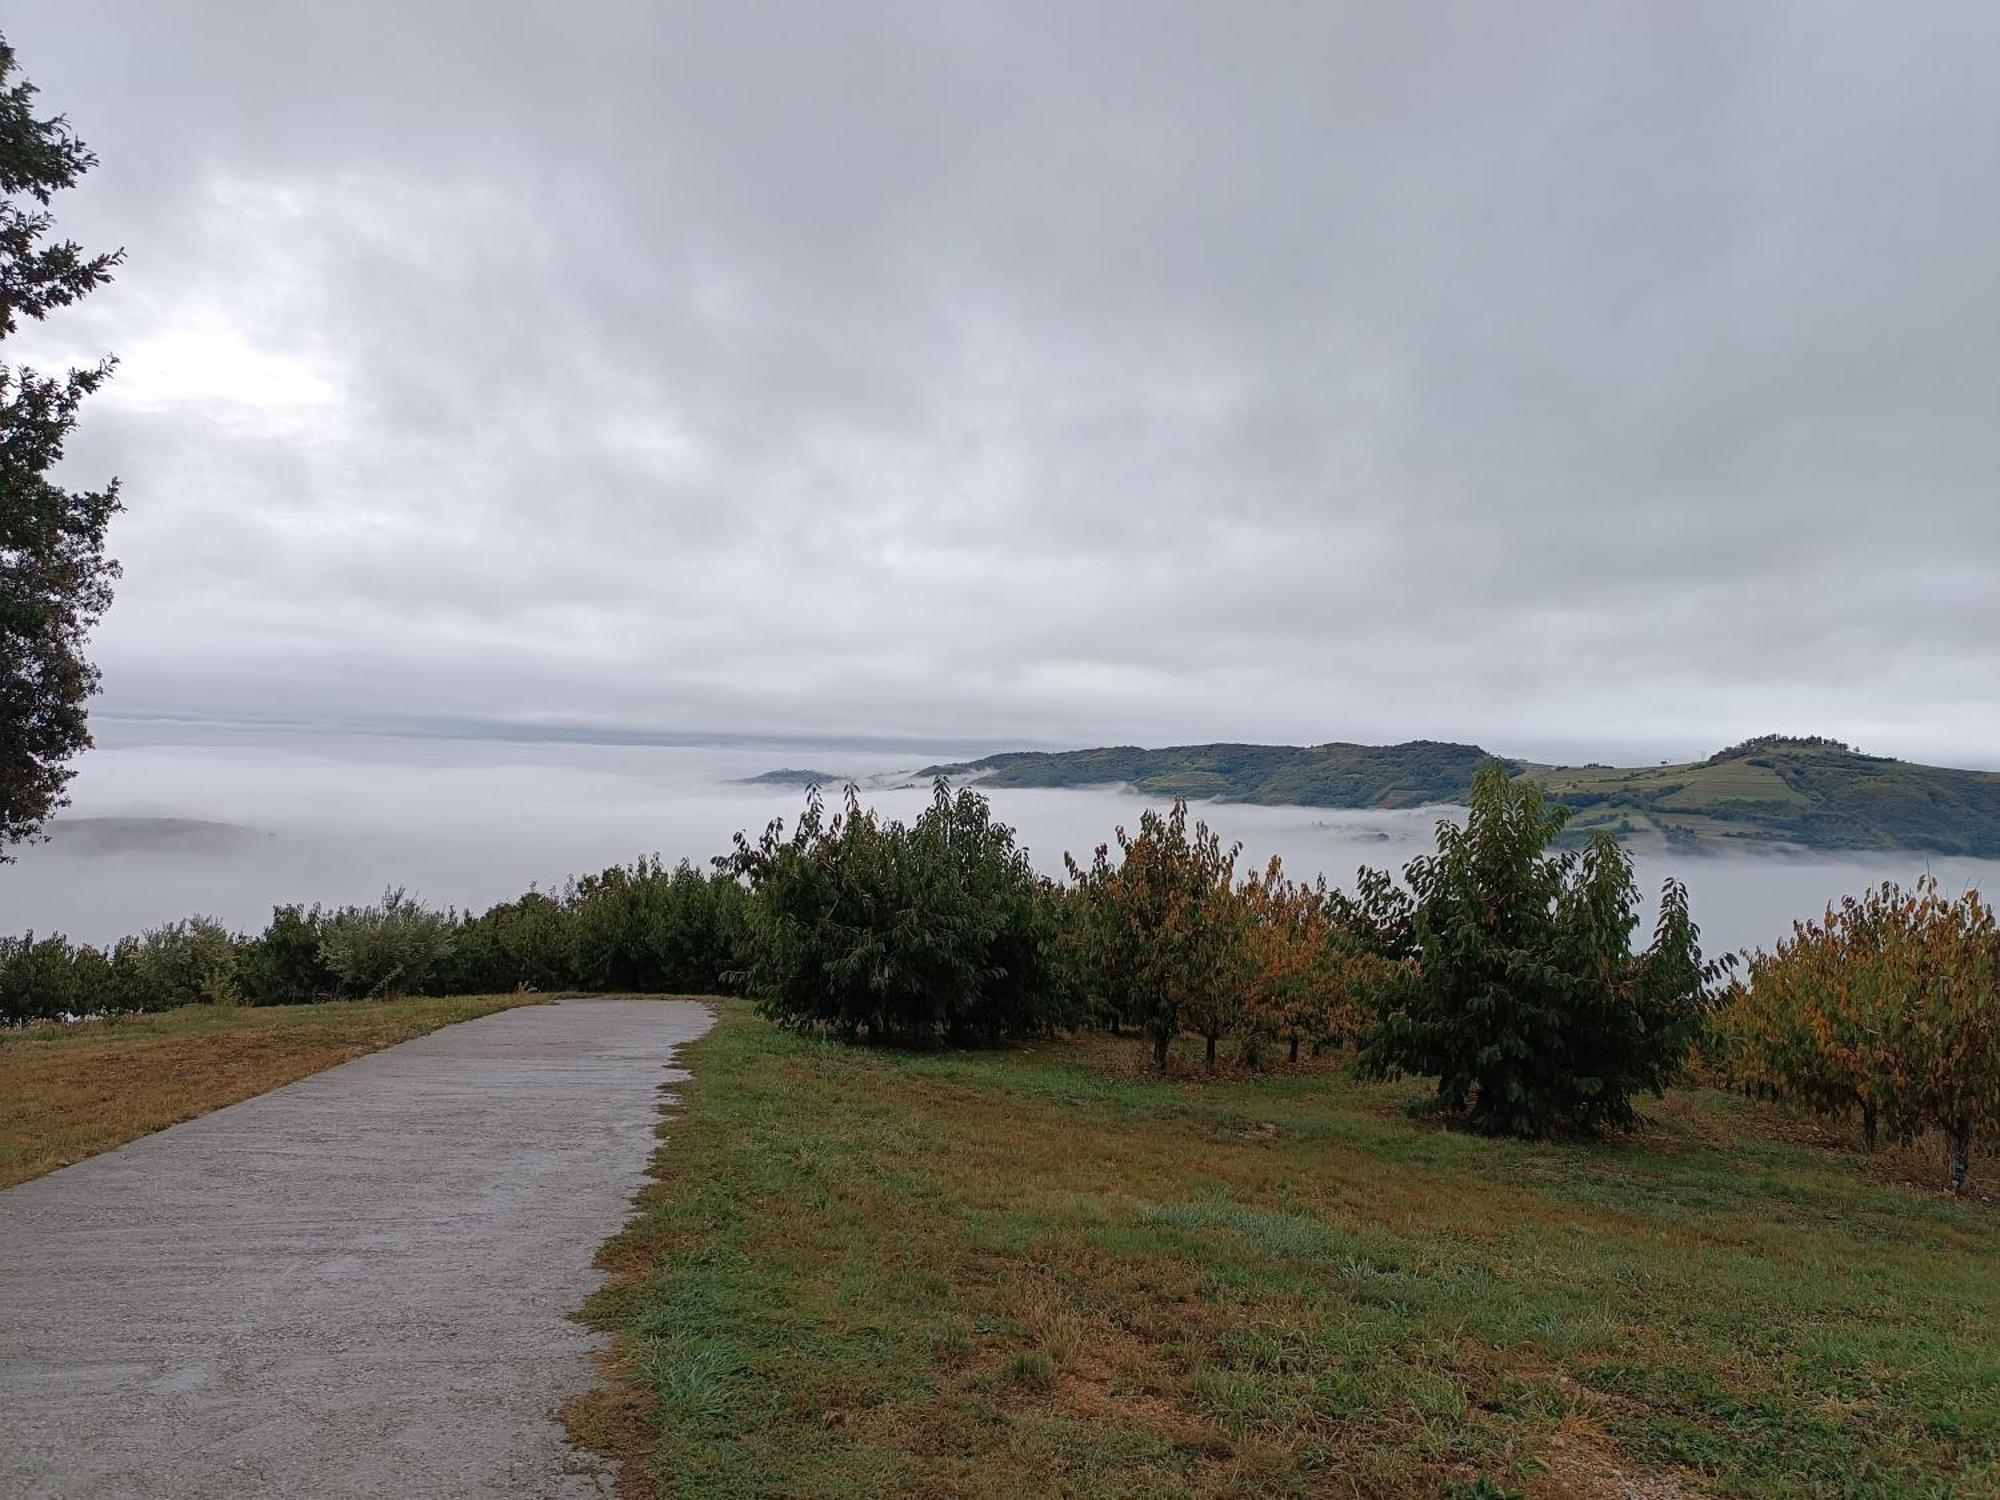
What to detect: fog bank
<box><xmin>3</xmin><ymin>721</ymin><xmax>1992</xmax><ymax>959</ymax></box>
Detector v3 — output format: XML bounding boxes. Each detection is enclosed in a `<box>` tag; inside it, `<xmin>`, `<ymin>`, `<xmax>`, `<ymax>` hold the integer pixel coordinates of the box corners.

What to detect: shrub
<box><xmin>238</xmin><ymin>904</ymin><xmax>337</xmax><ymax>1005</ymax></box>
<box><xmin>319</xmin><ymin>888</ymin><xmax>454</xmax><ymax>998</ymax></box>
<box><xmin>1357</xmin><ymin>762</ymin><xmax>1716</xmax><ymax>1137</ymax></box>
<box><xmin>731</xmin><ymin>780</ymin><xmax>1070</xmax><ymax>1044</ymax></box>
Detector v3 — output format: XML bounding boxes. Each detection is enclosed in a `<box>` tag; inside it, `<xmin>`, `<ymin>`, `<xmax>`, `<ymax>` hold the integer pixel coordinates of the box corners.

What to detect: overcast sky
<box><xmin>11</xmin><ymin>2</ymin><xmax>1998</xmax><ymax>767</ymax></box>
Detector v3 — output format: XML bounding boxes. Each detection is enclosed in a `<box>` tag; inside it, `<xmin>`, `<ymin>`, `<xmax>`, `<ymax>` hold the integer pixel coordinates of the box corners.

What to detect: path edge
<box><xmin>560</xmin><ymin>995</ymin><xmax>727</xmax><ymax>1500</ymax></box>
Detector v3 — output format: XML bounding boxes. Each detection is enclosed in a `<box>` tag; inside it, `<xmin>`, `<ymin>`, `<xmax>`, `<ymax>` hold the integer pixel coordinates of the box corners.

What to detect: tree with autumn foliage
<box><xmin>1705</xmin><ymin>931</ymin><xmax>1875</xmax><ymax>1134</ymax></box>
<box><xmin>1066</xmin><ymin>798</ymin><xmax>1243</xmax><ymax>1072</ymax></box>
<box><xmin>1708</xmin><ymin>876</ymin><xmax>2000</xmax><ymax>1190</ymax></box>
<box><xmin>1236</xmin><ymin>857</ymin><xmax>1382</xmax><ymax>1065</ymax></box>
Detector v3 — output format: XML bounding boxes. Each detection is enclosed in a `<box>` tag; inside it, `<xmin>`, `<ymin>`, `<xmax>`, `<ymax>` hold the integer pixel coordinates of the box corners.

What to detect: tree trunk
<box><xmin>1147</xmin><ymin>1026</ymin><xmax>1170</xmax><ymax>1075</ymax></box>
<box><xmin>1288</xmin><ymin>1033</ymin><xmax>1300</xmax><ymax>1065</ymax></box>
<box><xmin>1205</xmin><ymin>1030</ymin><xmax>1218</xmax><ymax>1069</ymax></box>
<box><xmin>1949</xmin><ymin>1118</ymin><xmax>1972</xmax><ymax>1194</ymax></box>
<box><xmin>1861</xmin><ymin>1098</ymin><xmax>1878</xmax><ymax>1152</ymax></box>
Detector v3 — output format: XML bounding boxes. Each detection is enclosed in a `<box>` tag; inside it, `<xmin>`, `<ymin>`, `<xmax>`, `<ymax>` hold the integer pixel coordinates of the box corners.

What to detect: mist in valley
<box><xmin>6</xmin><ymin>719</ymin><xmax>1992</xmax><ymax>964</ymax></box>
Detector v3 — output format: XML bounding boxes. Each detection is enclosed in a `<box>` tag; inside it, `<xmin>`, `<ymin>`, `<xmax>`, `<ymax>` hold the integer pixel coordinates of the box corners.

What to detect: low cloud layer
<box><xmin>13</xmin><ymin>2</ymin><xmax>1998</xmax><ymax>765</ymax></box>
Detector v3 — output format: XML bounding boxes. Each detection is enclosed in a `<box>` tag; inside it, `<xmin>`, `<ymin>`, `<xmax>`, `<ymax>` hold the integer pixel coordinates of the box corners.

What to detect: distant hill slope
<box><xmin>1528</xmin><ymin>736</ymin><xmax>2000</xmax><ymax>855</ymax></box>
<box><xmin>41</xmin><ymin>817</ymin><xmax>268</xmax><ymax>856</ymax></box>
<box><xmin>923</xmin><ymin>741</ymin><xmax>1510</xmax><ymax>810</ymax></box>
<box><xmin>924</xmin><ymin>735</ymin><xmax>2000</xmax><ymax>856</ymax></box>
<box><xmin>738</xmin><ymin>768</ymin><xmax>846</xmax><ymax>787</ymax></box>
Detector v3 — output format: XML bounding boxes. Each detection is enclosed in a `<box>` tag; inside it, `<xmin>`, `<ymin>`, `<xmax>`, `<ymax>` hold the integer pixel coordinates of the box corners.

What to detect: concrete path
<box><xmin>0</xmin><ymin>998</ymin><xmax>712</xmax><ymax>1500</ymax></box>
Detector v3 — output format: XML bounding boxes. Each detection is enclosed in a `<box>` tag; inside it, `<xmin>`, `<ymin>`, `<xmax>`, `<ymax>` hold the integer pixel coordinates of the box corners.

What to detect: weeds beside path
<box><xmin>580</xmin><ymin>1003</ymin><xmax>1999</xmax><ymax>1499</ymax></box>
<box><xmin>0</xmin><ymin>993</ymin><xmax>541</xmax><ymax>1189</ymax></box>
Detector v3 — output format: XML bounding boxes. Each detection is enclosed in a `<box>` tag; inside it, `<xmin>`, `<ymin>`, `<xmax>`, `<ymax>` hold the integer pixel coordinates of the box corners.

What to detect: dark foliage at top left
<box><xmin>0</xmin><ymin>32</ymin><xmax>125</xmax><ymax>855</ymax></box>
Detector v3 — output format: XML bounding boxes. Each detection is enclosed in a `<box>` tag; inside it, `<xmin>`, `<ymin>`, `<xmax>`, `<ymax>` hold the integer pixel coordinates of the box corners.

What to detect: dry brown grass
<box><xmin>0</xmin><ymin>993</ymin><xmax>539</xmax><ymax>1189</ymax></box>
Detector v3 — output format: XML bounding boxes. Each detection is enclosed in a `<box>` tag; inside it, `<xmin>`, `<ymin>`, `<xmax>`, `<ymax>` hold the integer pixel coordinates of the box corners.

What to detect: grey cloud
<box><xmin>7</xmin><ymin>0</ymin><xmax>1998</xmax><ymax>769</ymax></box>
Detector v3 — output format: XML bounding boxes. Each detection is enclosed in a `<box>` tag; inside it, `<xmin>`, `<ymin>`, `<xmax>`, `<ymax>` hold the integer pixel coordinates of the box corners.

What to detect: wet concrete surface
<box><xmin>0</xmin><ymin>998</ymin><xmax>713</xmax><ymax>1499</ymax></box>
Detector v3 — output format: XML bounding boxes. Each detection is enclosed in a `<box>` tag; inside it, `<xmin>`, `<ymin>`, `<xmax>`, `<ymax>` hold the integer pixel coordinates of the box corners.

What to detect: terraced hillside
<box><xmin>926</xmin><ymin>735</ymin><xmax>2000</xmax><ymax>856</ymax></box>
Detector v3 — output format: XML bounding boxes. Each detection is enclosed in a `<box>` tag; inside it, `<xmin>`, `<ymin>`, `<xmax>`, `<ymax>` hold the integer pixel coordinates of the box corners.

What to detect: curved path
<box><xmin>0</xmin><ymin>998</ymin><xmax>712</xmax><ymax>1500</ymax></box>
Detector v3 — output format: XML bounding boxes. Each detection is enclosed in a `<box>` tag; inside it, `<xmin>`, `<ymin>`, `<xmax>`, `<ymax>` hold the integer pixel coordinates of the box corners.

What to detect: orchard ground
<box><xmin>577</xmin><ymin>1003</ymin><xmax>1999</xmax><ymax>1500</ymax></box>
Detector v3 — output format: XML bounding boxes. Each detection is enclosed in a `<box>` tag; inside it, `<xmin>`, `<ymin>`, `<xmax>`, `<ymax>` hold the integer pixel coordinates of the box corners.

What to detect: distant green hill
<box><xmin>1529</xmin><ymin>736</ymin><xmax>2000</xmax><ymax>855</ymax></box>
<box><xmin>923</xmin><ymin>735</ymin><xmax>2000</xmax><ymax>856</ymax></box>
<box><xmin>739</xmin><ymin>768</ymin><xmax>846</xmax><ymax>787</ymax></box>
<box><xmin>924</xmin><ymin>740</ymin><xmax>1503</xmax><ymax>810</ymax></box>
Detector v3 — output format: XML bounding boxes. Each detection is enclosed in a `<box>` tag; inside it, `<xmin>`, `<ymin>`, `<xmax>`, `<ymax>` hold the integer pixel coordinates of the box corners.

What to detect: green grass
<box><xmin>0</xmin><ymin>993</ymin><xmax>541</xmax><ymax>1188</ymax></box>
<box><xmin>582</xmin><ymin>1006</ymin><xmax>1999</xmax><ymax>1498</ymax></box>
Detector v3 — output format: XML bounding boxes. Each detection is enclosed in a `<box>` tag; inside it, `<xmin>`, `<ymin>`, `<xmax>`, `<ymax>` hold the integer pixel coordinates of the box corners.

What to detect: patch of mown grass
<box><xmin>0</xmin><ymin>993</ymin><xmax>541</xmax><ymax>1188</ymax></box>
<box><xmin>585</xmin><ymin>1005</ymin><xmax>1999</xmax><ymax>1498</ymax></box>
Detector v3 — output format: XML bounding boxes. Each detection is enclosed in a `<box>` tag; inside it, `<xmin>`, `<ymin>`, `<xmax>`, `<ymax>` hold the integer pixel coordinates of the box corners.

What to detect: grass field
<box><xmin>580</xmin><ymin>1005</ymin><xmax>1999</xmax><ymax>1499</ymax></box>
<box><xmin>0</xmin><ymin>993</ymin><xmax>539</xmax><ymax>1189</ymax></box>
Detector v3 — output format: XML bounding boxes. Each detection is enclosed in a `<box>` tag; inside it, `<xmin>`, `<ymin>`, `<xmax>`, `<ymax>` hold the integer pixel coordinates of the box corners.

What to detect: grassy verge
<box><xmin>581</xmin><ymin>1003</ymin><xmax>1998</xmax><ymax>1499</ymax></box>
<box><xmin>0</xmin><ymin>993</ymin><xmax>541</xmax><ymax>1189</ymax></box>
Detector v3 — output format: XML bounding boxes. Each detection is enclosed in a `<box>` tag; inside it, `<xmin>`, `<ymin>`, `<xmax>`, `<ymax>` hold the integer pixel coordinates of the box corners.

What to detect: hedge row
<box><xmin>0</xmin><ymin>856</ymin><xmax>747</xmax><ymax>1024</ymax></box>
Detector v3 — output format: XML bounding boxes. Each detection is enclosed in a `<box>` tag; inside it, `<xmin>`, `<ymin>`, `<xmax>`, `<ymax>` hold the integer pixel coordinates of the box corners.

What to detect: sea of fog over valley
<box><xmin>5</xmin><ymin>718</ymin><xmax>1996</xmax><ymax>960</ymax></box>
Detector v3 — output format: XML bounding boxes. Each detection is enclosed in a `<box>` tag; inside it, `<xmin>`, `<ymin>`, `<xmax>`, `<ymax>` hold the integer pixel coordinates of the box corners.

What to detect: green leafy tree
<box><xmin>731</xmin><ymin>779</ymin><xmax>1068</xmax><ymax>1044</ymax></box>
<box><xmin>478</xmin><ymin>889</ymin><xmax>577</xmax><ymax>991</ymax></box>
<box><xmin>0</xmin><ymin>34</ymin><xmax>124</xmax><ymax>854</ymax></box>
<box><xmin>238</xmin><ymin>904</ymin><xmax>338</xmax><ymax>1005</ymax></box>
<box><xmin>1358</xmin><ymin>763</ymin><xmax>1715</xmax><ymax>1136</ymax></box>
<box><xmin>0</xmin><ymin>930</ymin><xmax>89</xmax><ymax>1020</ymax></box>
<box><xmin>568</xmin><ymin>856</ymin><xmax>748</xmax><ymax>994</ymax></box>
